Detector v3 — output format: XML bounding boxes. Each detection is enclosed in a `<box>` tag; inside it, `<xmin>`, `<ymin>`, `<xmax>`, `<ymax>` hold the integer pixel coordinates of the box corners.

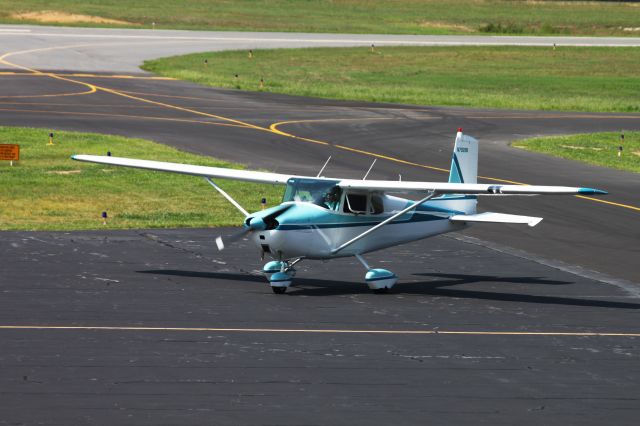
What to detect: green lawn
<box><xmin>0</xmin><ymin>127</ymin><xmax>281</xmax><ymax>231</ymax></box>
<box><xmin>142</xmin><ymin>46</ymin><xmax>640</xmax><ymax>113</ymax></box>
<box><xmin>513</xmin><ymin>132</ymin><xmax>640</xmax><ymax>173</ymax></box>
<box><xmin>1</xmin><ymin>0</ymin><xmax>640</xmax><ymax>36</ymax></box>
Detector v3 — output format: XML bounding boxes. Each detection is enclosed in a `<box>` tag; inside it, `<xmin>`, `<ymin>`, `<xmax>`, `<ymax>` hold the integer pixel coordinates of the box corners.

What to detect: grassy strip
<box><xmin>0</xmin><ymin>127</ymin><xmax>281</xmax><ymax>231</ymax></box>
<box><xmin>1</xmin><ymin>0</ymin><xmax>640</xmax><ymax>36</ymax></box>
<box><xmin>142</xmin><ymin>46</ymin><xmax>640</xmax><ymax>113</ymax></box>
<box><xmin>513</xmin><ymin>132</ymin><xmax>639</xmax><ymax>173</ymax></box>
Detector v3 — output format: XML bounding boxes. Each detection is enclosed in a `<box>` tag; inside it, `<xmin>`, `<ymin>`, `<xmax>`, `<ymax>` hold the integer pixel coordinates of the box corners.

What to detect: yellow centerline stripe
<box><xmin>0</xmin><ymin>71</ymin><xmax>176</xmax><ymax>80</ymax></box>
<box><xmin>0</xmin><ymin>88</ymin><xmax>96</xmax><ymax>99</ymax></box>
<box><xmin>576</xmin><ymin>195</ymin><xmax>640</xmax><ymax>212</ymax></box>
<box><xmin>0</xmin><ymin>107</ymin><xmax>250</xmax><ymax>128</ymax></box>
<box><xmin>272</xmin><ymin>121</ymin><xmax>640</xmax><ymax>211</ymax></box>
<box><xmin>99</xmin><ymin>85</ymin><xmax>272</xmax><ymax>133</ymax></box>
<box><xmin>271</xmin><ymin>121</ymin><xmax>530</xmax><ymax>183</ymax></box>
<box><xmin>1</xmin><ymin>44</ymin><xmax>271</xmax><ymax>132</ymax></box>
<box><xmin>119</xmin><ymin>89</ymin><xmax>234</xmax><ymax>101</ymax></box>
<box><xmin>0</xmin><ymin>46</ymin><xmax>99</xmax><ymax>98</ymax></box>
<box><xmin>0</xmin><ymin>325</ymin><xmax>638</xmax><ymax>337</ymax></box>
<box><xmin>268</xmin><ymin>118</ymin><xmax>404</xmax><ymax>146</ymax></box>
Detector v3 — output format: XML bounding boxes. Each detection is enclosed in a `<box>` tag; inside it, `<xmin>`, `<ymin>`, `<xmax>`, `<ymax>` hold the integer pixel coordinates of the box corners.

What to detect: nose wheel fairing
<box><xmin>263</xmin><ymin>259</ymin><xmax>302</xmax><ymax>293</ymax></box>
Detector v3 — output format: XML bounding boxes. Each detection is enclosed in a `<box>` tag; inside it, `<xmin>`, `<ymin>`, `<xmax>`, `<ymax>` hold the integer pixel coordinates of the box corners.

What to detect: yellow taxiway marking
<box><xmin>119</xmin><ymin>89</ymin><xmax>238</xmax><ymax>102</ymax></box>
<box><xmin>1</xmin><ymin>49</ymin><xmax>271</xmax><ymax>133</ymax></box>
<box><xmin>271</xmin><ymin>120</ymin><xmax>534</xmax><ymax>183</ymax></box>
<box><xmin>0</xmin><ymin>45</ymin><xmax>99</xmax><ymax>98</ymax></box>
<box><xmin>1</xmin><ymin>44</ymin><xmax>638</xmax><ymax>213</ymax></box>
<box><xmin>575</xmin><ymin>195</ymin><xmax>640</xmax><ymax>212</ymax></box>
<box><xmin>0</xmin><ymin>325</ymin><xmax>638</xmax><ymax>337</ymax></box>
<box><xmin>0</xmin><ymin>88</ymin><xmax>96</xmax><ymax>99</ymax></box>
<box><xmin>0</xmin><ymin>101</ymin><xmax>177</xmax><ymax>108</ymax></box>
<box><xmin>272</xmin><ymin>120</ymin><xmax>640</xmax><ymax>212</ymax></box>
<box><xmin>0</xmin><ymin>107</ymin><xmax>250</xmax><ymax>128</ymax></box>
<box><xmin>0</xmin><ymin>71</ymin><xmax>175</xmax><ymax>80</ymax></box>
<box><xmin>269</xmin><ymin>118</ymin><xmax>401</xmax><ymax>146</ymax></box>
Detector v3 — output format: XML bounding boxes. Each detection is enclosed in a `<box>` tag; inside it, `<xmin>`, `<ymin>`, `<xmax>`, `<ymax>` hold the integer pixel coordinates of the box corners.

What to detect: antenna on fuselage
<box><xmin>362</xmin><ymin>158</ymin><xmax>377</xmax><ymax>180</ymax></box>
<box><xmin>316</xmin><ymin>156</ymin><xmax>332</xmax><ymax>177</ymax></box>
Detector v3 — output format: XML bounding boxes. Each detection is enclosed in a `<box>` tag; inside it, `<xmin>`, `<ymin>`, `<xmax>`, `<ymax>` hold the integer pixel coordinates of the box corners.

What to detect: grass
<box><xmin>1</xmin><ymin>0</ymin><xmax>640</xmax><ymax>36</ymax></box>
<box><xmin>0</xmin><ymin>126</ymin><xmax>281</xmax><ymax>231</ymax></box>
<box><xmin>513</xmin><ymin>132</ymin><xmax>640</xmax><ymax>173</ymax></box>
<box><xmin>142</xmin><ymin>46</ymin><xmax>640</xmax><ymax>113</ymax></box>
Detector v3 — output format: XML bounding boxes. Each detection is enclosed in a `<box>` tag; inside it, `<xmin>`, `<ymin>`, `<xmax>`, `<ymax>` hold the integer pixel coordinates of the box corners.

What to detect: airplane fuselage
<box><xmin>248</xmin><ymin>199</ymin><xmax>467</xmax><ymax>260</ymax></box>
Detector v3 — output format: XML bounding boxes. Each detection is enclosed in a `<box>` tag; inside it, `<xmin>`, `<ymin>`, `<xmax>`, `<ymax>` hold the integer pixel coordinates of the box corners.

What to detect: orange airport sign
<box><xmin>0</xmin><ymin>144</ymin><xmax>19</xmax><ymax>161</ymax></box>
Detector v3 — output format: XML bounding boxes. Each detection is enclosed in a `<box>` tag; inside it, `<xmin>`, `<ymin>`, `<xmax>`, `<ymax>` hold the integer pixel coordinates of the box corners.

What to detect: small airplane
<box><xmin>73</xmin><ymin>129</ymin><xmax>607</xmax><ymax>294</ymax></box>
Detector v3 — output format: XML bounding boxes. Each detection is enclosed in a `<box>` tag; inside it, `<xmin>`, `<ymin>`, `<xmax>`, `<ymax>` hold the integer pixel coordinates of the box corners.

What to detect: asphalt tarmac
<box><xmin>1</xmin><ymin>228</ymin><xmax>639</xmax><ymax>425</ymax></box>
<box><xmin>0</xmin><ymin>26</ymin><xmax>639</xmax><ymax>425</ymax></box>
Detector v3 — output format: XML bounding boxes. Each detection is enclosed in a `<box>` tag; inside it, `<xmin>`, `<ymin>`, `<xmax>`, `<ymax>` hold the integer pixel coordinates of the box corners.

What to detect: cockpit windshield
<box><xmin>283</xmin><ymin>178</ymin><xmax>341</xmax><ymax>210</ymax></box>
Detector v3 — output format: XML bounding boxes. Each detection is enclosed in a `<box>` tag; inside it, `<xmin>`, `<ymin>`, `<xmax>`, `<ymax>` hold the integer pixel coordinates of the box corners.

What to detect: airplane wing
<box><xmin>72</xmin><ymin>155</ymin><xmax>607</xmax><ymax>195</ymax></box>
<box><xmin>72</xmin><ymin>155</ymin><xmax>295</xmax><ymax>185</ymax></box>
<box><xmin>449</xmin><ymin>212</ymin><xmax>543</xmax><ymax>227</ymax></box>
<box><xmin>338</xmin><ymin>179</ymin><xmax>607</xmax><ymax>196</ymax></box>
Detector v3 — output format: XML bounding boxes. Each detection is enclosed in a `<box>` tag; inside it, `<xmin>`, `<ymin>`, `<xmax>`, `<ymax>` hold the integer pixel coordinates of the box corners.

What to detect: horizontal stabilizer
<box><xmin>449</xmin><ymin>212</ymin><xmax>543</xmax><ymax>227</ymax></box>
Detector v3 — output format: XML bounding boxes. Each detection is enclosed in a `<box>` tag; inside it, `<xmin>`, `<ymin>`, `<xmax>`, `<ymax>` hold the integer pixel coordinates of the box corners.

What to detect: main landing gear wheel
<box><xmin>272</xmin><ymin>286</ymin><xmax>287</xmax><ymax>294</ymax></box>
<box><xmin>365</xmin><ymin>269</ymin><xmax>397</xmax><ymax>293</ymax></box>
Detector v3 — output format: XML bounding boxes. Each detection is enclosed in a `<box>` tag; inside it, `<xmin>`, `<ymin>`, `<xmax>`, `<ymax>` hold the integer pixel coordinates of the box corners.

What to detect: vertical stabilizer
<box><xmin>436</xmin><ymin>129</ymin><xmax>478</xmax><ymax>214</ymax></box>
<box><xmin>448</xmin><ymin>128</ymin><xmax>478</xmax><ymax>184</ymax></box>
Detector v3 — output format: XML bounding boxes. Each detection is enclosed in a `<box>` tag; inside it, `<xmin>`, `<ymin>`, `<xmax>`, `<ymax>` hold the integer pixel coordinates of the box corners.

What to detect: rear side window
<box><xmin>370</xmin><ymin>195</ymin><xmax>384</xmax><ymax>214</ymax></box>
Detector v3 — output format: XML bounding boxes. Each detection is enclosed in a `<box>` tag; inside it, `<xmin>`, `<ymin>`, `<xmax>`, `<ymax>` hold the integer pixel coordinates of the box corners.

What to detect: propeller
<box><xmin>215</xmin><ymin>205</ymin><xmax>292</xmax><ymax>251</ymax></box>
<box><xmin>215</xmin><ymin>217</ymin><xmax>265</xmax><ymax>251</ymax></box>
<box><xmin>215</xmin><ymin>227</ymin><xmax>250</xmax><ymax>250</ymax></box>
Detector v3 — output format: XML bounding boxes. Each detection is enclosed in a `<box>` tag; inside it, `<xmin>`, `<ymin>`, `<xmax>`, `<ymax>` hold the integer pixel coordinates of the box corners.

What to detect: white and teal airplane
<box><xmin>73</xmin><ymin>129</ymin><xmax>607</xmax><ymax>294</ymax></box>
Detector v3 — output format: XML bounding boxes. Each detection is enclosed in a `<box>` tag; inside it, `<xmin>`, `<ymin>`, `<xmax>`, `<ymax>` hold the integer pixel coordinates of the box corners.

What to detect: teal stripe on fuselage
<box><xmin>252</xmin><ymin>200</ymin><xmax>466</xmax><ymax>232</ymax></box>
<box><xmin>277</xmin><ymin>211</ymin><xmax>447</xmax><ymax>231</ymax></box>
<box><xmin>448</xmin><ymin>153</ymin><xmax>464</xmax><ymax>183</ymax></box>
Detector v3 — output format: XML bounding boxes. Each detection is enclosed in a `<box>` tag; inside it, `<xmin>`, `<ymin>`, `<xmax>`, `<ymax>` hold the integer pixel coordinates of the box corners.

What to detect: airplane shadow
<box><xmin>139</xmin><ymin>269</ymin><xmax>640</xmax><ymax>310</ymax></box>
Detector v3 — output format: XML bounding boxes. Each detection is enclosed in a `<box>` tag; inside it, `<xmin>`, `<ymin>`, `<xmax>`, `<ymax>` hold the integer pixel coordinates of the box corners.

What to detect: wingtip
<box><xmin>528</xmin><ymin>217</ymin><xmax>544</xmax><ymax>227</ymax></box>
<box><xmin>579</xmin><ymin>188</ymin><xmax>608</xmax><ymax>195</ymax></box>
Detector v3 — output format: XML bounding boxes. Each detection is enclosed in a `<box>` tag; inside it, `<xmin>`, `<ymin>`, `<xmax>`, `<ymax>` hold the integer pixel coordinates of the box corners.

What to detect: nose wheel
<box><xmin>263</xmin><ymin>258</ymin><xmax>302</xmax><ymax>294</ymax></box>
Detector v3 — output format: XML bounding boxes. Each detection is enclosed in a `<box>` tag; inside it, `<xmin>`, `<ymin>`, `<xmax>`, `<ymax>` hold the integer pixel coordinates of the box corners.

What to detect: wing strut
<box><xmin>331</xmin><ymin>191</ymin><xmax>438</xmax><ymax>254</ymax></box>
<box><xmin>316</xmin><ymin>156</ymin><xmax>332</xmax><ymax>177</ymax></box>
<box><xmin>362</xmin><ymin>159</ymin><xmax>377</xmax><ymax>180</ymax></box>
<box><xmin>204</xmin><ymin>177</ymin><xmax>249</xmax><ymax>218</ymax></box>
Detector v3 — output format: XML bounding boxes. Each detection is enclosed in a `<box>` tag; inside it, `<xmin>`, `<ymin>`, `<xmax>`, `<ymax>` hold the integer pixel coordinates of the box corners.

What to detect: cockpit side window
<box><xmin>344</xmin><ymin>193</ymin><xmax>368</xmax><ymax>214</ymax></box>
<box><xmin>322</xmin><ymin>186</ymin><xmax>342</xmax><ymax>211</ymax></box>
<box><xmin>282</xmin><ymin>178</ymin><xmax>341</xmax><ymax>210</ymax></box>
